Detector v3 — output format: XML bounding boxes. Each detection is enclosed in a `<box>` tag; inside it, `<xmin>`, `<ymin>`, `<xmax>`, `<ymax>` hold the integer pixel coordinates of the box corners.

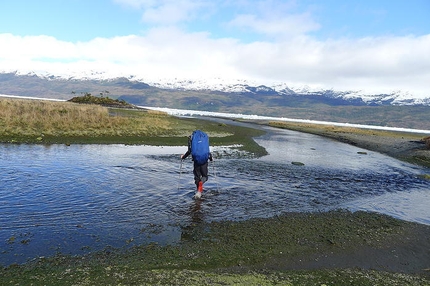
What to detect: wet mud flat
<box><xmin>1</xmin><ymin>210</ymin><xmax>429</xmax><ymax>285</ymax></box>
<box><xmin>266</xmin><ymin>120</ymin><xmax>430</xmax><ymax>169</ymax></box>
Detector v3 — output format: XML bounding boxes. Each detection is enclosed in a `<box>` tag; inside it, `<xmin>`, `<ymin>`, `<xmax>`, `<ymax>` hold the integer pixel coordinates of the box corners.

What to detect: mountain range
<box><xmin>1</xmin><ymin>71</ymin><xmax>429</xmax><ymax>130</ymax></box>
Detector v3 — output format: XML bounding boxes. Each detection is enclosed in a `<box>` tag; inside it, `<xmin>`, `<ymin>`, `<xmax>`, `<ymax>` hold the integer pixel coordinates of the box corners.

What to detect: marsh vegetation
<box><xmin>0</xmin><ymin>97</ymin><xmax>266</xmax><ymax>155</ymax></box>
<box><xmin>1</xmin><ymin>211</ymin><xmax>429</xmax><ymax>285</ymax></box>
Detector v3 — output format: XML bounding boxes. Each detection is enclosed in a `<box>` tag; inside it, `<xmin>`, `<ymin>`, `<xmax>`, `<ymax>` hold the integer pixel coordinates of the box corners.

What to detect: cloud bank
<box><xmin>0</xmin><ymin>0</ymin><xmax>429</xmax><ymax>98</ymax></box>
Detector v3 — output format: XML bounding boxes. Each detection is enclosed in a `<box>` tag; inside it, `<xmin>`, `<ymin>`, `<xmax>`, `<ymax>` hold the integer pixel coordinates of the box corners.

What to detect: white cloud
<box><xmin>114</xmin><ymin>0</ymin><xmax>212</xmax><ymax>25</ymax></box>
<box><xmin>228</xmin><ymin>13</ymin><xmax>320</xmax><ymax>37</ymax></box>
<box><xmin>1</xmin><ymin>0</ymin><xmax>429</xmax><ymax>99</ymax></box>
<box><xmin>112</xmin><ymin>0</ymin><xmax>158</xmax><ymax>9</ymax></box>
<box><xmin>0</xmin><ymin>34</ymin><xmax>76</xmax><ymax>61</ymax></box>
<box><xmin>142</xmin><ymin>1</ymin><xmax>209</xmax><ymax>25</ymax></box>
<box><xmin>227</xmin><ymin>0</ymin><xmax>320</xmax><ymax>38</ymax></box>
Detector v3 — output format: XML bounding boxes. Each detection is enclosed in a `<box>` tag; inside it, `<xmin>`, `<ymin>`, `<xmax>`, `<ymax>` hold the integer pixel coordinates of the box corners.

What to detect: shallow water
<box><xmin>0</xmin><ymin>126</ymin><xmax>429</xmax><ymax>266</ymax></box>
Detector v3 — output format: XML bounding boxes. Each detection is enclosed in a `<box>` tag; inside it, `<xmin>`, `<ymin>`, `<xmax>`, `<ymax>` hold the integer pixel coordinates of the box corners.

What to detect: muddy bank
<box><xmin>4</xmin><ymin>212</ymin><xmax>430</xmax><ymax>283</ymax></box>
<box><xmin>1</xmin><ymin>211</ymin><xmax>429</xmax><ymax>285</ymax></box>
<box><xmin>265</xmin><ymin>121</ymin><xmax>430</xmax><ymax>168</ymax></box>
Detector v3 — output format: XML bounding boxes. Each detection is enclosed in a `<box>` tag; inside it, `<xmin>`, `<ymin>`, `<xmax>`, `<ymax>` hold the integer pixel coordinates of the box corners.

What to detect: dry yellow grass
<box><xmin>269</xmin><ymin>121</ymin><xmax>425</xmax><ymax>139</ymax></box>
<box><xmin>0</xmin><ymin>98</ymin><xmax>173</xmax><ymax>137</ymax></box>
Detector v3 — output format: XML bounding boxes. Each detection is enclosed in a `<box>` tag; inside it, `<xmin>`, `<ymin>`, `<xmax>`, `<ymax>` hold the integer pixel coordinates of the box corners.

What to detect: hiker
<box><xmin>181</xmin><ymin>130</ymin><xmax>213</xmax><ymax>199</ymax></box>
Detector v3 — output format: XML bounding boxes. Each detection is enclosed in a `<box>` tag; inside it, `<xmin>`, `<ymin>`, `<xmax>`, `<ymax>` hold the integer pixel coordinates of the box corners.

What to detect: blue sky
<box><xmin>0</xmin><ymin>0</ymin><xmax>429</xmax><ymax>98</ymax></box>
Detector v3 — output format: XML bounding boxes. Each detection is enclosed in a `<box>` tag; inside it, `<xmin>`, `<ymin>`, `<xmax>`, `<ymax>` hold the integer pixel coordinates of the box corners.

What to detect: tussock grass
<box><xmin>0</xmin><ymin>98</ymin><xmax>173</xmax><ymax>138</ymax></box>
<box><xmin>0</xmin><ymin>98</ymin><xmax>266</xmax><ymax>156</ymax></box>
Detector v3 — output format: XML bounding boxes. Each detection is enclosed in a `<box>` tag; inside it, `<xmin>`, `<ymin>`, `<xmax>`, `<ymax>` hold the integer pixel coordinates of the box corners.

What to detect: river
<box><xmin>0</xmin><ymin>124</ymin><xmax>429</xmax><ymax>266</ymax></box>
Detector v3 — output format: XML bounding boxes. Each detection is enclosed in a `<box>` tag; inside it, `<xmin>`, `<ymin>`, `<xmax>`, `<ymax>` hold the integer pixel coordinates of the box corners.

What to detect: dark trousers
<box><xmin>193</xmin><ymin>162</ymin><xmax>209</xmax><ymax>187</ymax></box>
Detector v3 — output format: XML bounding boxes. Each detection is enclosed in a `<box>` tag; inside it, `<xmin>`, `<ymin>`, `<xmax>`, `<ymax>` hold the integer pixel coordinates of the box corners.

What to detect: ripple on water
<box><xmin>0</xmin><ymin>129</ymin><xmax>429</xmax><ymax>266</ymax></box>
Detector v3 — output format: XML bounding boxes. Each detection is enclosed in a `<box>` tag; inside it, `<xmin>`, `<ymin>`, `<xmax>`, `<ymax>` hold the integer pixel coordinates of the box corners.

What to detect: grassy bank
<box><xmin>267</xmin><ymin>121</ymin><xmax>428</xmax><ymax>140</ymax></box>
<box><xmin>0</xmin><ymin>98</ymin><xmax>266</xmax><ymax>156</ymax></box>
<box><xmin>267</xmin><ymin>121</ymin><xmax>430</xmax><ymax>168</ymax></box>
<box><xmin>1</xmin><ymin>211</ymin><xmax>428</xmax><ymax>285</ymax></box>
<box><xmin>0</xmin><ymin>98</ymin><xmax>171</xmax><ymax>138</ymax></box>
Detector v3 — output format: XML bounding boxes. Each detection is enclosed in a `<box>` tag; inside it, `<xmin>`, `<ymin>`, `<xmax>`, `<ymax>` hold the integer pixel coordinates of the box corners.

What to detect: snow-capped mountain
<box><xmin>147</xmin><ymin>77</ymin><xmax>430</xmax><ymax>106</ymax></box>
<box><xmin>2</xmin><ymin>69</ymin><xmax>430</xmax><ymax>106</ymax></box>
<box><xmin>2</xmin><ymin>69</ymin><xmax>430</xmax><ymax>130</ymax></box>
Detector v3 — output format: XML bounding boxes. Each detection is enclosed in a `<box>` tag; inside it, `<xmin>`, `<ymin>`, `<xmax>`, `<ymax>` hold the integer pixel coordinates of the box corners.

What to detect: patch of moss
<box><xmin>418</xmin><ymin>174</ymin><xmax>430</xmax><ymax>180</ymax></box>
<box><xmin>2</xmin><ymin>211</ymin><xmax>428</xmax><ymax>285</ymax></box>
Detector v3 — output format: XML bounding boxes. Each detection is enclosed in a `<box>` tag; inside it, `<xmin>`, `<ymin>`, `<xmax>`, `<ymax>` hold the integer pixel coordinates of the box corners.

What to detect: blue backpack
<box><xmin>191</xmin><ymin>130</ymin><xmax>210</xmax><ymax>165</ymax></box>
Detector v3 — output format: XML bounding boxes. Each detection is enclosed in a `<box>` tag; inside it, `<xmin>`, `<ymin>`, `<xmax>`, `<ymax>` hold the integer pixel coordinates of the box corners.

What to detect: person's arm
<box><xmin>181</xmin><ymin>150</ymin><xmax>191</xmax><ymax>160</ymax></box>
<box><xmin>181</xmin><ymin>136</ymin><xmax>192</xmax><ymax>159</ymax></box>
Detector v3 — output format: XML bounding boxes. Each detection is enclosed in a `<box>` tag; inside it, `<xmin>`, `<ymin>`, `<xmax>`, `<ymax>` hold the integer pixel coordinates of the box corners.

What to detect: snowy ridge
<box><xmin>145</xmin><ymin>77</ymin><xmax>430</xmax><ymax>105</ymax></box>
<box><xmin>9</xmin><ymin>69</ymin><xmax>128</xmax><ymax>82</ymax></box>
<box><xmin>2</xmin><ymin>69</ymin><xmax>430</xmax><ymax>106</ymax></box>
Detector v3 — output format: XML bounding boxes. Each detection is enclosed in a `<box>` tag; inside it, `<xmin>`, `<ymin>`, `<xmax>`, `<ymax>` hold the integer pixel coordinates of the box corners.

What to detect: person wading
<box><xmin>181</xmin><ymin>130</ymin><xmax>213</xmax><ymax>199</ymax></box>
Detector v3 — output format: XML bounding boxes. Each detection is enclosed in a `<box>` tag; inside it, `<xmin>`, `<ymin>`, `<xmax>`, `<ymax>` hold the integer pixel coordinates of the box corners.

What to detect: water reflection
<box><xmin>0</xmin><ymin>127</ymin><xmax>429</xmax><ymax>266</ymax></box>
<box><xmin>180</xmin><ymin>199</ymin><xmax>204</xmax><ymax>242</ymax></box>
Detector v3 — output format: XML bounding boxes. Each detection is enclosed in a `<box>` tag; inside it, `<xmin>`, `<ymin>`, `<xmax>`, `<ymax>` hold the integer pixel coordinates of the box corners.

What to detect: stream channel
<box><xmin>1</xmin><ymin>121</ymin><xmax>429</xmax><ymax>266</ymax></box>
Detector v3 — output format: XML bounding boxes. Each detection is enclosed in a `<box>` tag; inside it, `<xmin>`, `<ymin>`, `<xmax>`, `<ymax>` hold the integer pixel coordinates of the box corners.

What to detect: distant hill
<box><xmin>1</xmin><ymin>72</ymin><xmax>429</xmax><ymax>130</ymax></box>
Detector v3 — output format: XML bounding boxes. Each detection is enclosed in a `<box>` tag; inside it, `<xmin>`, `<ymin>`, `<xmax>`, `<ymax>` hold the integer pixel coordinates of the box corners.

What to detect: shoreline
<box><xmin>261</xmin><ymin>120</ymin><xmax>430</xmax><ymax>169</ymax></box>
<box><xmin>1</xmin><ymin>113</ymin><xmax>430</xmax><ymax>284</ymax></box>
<box><xmin>2</xmin><ymin>210</ymin><xmax>429</xmax><ymax>284</ymax></box>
